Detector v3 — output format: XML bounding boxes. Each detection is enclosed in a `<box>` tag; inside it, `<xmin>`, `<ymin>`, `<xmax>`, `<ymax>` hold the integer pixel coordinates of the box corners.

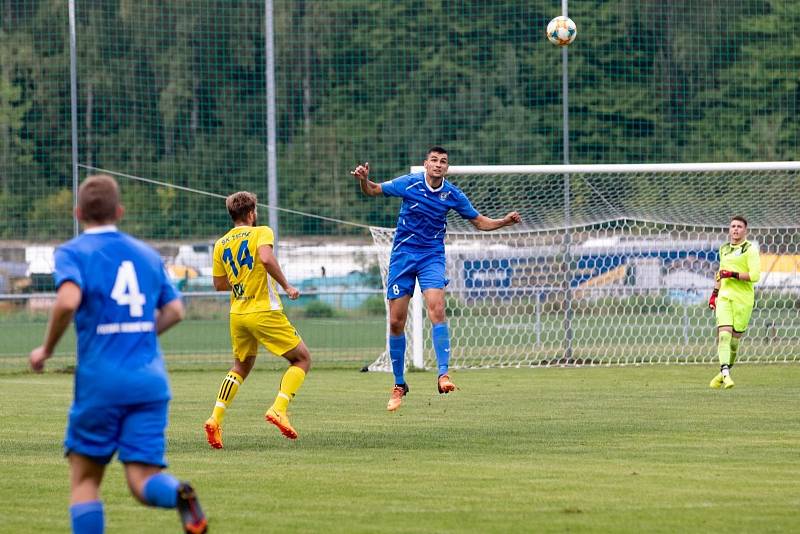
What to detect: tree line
<box><xmin>0</xmin><ymin>0</ymin><xmax>797</xmax><ymax>240</ymax></box>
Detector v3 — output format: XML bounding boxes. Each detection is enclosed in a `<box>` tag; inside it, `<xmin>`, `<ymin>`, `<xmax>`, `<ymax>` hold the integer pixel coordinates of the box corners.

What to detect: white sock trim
<box><xmin>277</xmin><ymin>392</ymin><xmax>291</xmax><ymax>401</ymax></box>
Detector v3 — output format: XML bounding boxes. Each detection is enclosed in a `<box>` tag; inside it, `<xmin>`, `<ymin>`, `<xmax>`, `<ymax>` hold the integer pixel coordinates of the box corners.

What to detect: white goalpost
<box><xmin>367</xmin><ymin>162</ymin><xmax>800</xmax><ymax>371</ymax></box>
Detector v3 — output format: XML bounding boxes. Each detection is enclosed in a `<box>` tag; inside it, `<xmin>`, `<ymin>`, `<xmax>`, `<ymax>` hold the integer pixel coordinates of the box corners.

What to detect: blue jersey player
<box><xmin>29</xmin><ymin>175</ymin><xmax>207</xmax><ymax>534</ymax></box>
<box><xmin>351</xmin><ymin>147</ymin><xmax>521</xmax><ymax>411</ymax></box>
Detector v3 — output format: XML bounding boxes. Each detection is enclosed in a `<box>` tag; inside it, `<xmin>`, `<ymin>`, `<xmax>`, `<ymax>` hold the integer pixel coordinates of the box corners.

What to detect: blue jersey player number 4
<box><xmin>351</xmin><ymin>146</ymin><xmax>521</xmax><ymax>411</ymax></box>
<box><xmin>29</xmin><ymin>175</ymin><xmax>207</xmax><ymax>534</ymax></box>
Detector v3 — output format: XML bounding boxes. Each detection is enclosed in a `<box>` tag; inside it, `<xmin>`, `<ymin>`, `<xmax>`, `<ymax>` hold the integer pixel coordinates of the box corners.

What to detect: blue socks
<box><xmin>432</xmin><ymin>322</ymin><xmax>451</xmax><ymax>376</ymax></box>
<box><xmin>389</xmin><ymin>334</ymin><xmax>406</xmax><ymax>385</ymax></box>
<box><xmin>69</xmin><ymin>475</ymin><xmax>181</xmax><ymax>533</ymax></box>
<box><xmin>392</xmin><ymin>325</ymin><xmax>450</xmax><ymax>381</ymax></box>
<box><xmin>70</xmin><ymin>500</ymin><xmax>104</xmax><ymax>534</ymax></box>
<box><xmin>143</xmin><ymin>472</ymin><xmax>179</xmax><ymax>509</ymax></box>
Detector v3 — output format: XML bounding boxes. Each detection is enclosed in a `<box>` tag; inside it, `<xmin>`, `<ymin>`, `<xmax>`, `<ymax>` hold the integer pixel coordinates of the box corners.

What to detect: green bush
<box><xmin>304</xmin><ymin>300</ymin><xmax>336</xmax><ymax>318</ymax></box>
<box><xmin>361</xmin><ymin>295</ymin><xmax>386</xmax><ymax>316</ymax></box>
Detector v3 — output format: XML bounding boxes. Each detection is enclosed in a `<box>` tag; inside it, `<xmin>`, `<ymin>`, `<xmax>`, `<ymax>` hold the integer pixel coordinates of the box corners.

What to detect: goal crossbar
<box><xmin>366</xmin><ymin>162</ymin><xmax>800</xmax><ymax>372</ymax></box>
<box><xmin>411</xmin><ymin>161</ymin><xmax>800</xmax><ymax>175</ymax></box>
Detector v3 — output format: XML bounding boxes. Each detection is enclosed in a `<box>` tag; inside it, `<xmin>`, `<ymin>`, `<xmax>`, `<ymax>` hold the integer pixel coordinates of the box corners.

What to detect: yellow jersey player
<box><xmin>204</xmin><ymin>191</ymin><xmax>312</xmax><ymax>447</ymax></box>
<box><xmin>708</xmin><ymin>215</ymin><xmax>760</xmax><ymax>389</ymax></box>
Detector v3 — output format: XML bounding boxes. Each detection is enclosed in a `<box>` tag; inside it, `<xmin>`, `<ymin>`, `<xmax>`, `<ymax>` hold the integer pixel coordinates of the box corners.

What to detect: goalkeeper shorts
<box><xmin>716</xmin><ymin>297</ymin><xmax>753</xmax><ymax>333</ymax></box>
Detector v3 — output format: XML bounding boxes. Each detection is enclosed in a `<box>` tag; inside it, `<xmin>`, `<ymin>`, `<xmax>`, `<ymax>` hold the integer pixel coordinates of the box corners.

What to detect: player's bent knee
<box><xmin>124</xmin><ymin>463</ymin><xmax>161</xmax><ymax>503</ymax></box>
<box><xmin>389</xmin><ymin>319</ymin><xmax>407</xmax><ymax>335</ymax></box>
<box><xmin>232</xmin><ymin>357</ymin><xmax>256</xmax><ymax>379</ymax></box>
<box><xmin>427</xmin><ymin>306</ymin><xmax>446</xmax><ymax>324</ymax></box>
<box><xmin>284</xmin><ymin>341</ymin><xmax>312</xmax><ymax>370</ymax></box>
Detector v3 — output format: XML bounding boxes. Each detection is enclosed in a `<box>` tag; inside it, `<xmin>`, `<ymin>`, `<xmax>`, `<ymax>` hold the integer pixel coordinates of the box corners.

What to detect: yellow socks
<box><xmin>730</xmin><ymin>336</ymin><xmax>740</xmax><ymax>366</ymax></box>
<box><xmin>272</xmin><ymin>366</ymin><xmax>306</xmax><ymax>414</ymax></box>
<box><xmin>211</xmin><ymin>366</ymin><xmax>306</xmax><ymax>423</ymax></box>
<box><xmin>717</xmin><ymin>330</ymin><xmax>733</xmax><ymax>366</ymax></box>
<box><xmin>211</xmin><ymin>371</ymin><xmax>243</xmax><ymax>424</ymax></box>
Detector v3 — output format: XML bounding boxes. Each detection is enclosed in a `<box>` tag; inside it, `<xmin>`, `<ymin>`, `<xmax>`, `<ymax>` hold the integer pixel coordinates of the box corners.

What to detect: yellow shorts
<box><xmin>230</xmin><ymin>311</ymin><xmax>302</xmax><ymax>360</ymax></box>
<box><xmin>716</xmin><ymin>297</ymin><xmax>753</xmax><ymax>333</ymax></box>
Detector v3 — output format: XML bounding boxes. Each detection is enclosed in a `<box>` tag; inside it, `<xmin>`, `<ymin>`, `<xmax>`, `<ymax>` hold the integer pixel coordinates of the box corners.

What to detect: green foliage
<box><xmin>28</xmin><ymin>189</ymin><xmax>73</xmax><ymax>240</ymax></box>
<box><xmin>303</xmin><ymin>299</ymin><xmax>336</xmax><ymax>318</ymax></box>
<box><xmin>1</xmin><ymin>1</ymin><xmax>798</xmax><ymax>239</ymax></box>
<box><xmin>360</xmin><ymin>294</ymin><xmax>386</xmax><ymax>315</ymax></box>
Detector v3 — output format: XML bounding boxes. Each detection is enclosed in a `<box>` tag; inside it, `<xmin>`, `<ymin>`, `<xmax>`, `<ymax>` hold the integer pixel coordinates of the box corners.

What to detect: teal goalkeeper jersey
<box><xmin>718</xmin><ymin>240</ymin><xmax>761</xmax><ymax>306</ymax></box>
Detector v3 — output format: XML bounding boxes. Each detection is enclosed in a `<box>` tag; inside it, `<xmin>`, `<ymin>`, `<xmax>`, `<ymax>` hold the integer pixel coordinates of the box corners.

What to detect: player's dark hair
<box><xmin>731</xmin><ymin>215</ymin><xmax>748</xmax><ymax>227</ymax></box>
<box><xmin>78</xmin><ymin>174</ymin><xmax>121</xmax><ymax>224</ymax></box>
<box><xmin>426</xmin><ymin>146</ymin><xmax>448</xmax><ymax>158</ymax></box>
<box><xmin>226</xmin><ymin>191</ymin><xmax>257</xmax><ymax>223</ymax></box>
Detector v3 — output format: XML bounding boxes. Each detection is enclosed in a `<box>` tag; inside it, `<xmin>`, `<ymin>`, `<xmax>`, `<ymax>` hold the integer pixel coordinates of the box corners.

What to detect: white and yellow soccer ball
<box><xmin>546</xmin><ymin>16</ymin><xmax>577</xmax><ymax>47</ymax></box>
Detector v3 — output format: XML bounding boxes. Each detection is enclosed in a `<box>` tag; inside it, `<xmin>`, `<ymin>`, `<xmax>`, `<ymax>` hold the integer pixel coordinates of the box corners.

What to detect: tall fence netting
<box><xmin>368</xmin><ymin>168</ymin><xmax>800</xmax><ymax>370</ymax></box>
<box><xmin>1</xmin><ymin>1</ymin><xmax>799</xmax><ymax>369</ymax></box>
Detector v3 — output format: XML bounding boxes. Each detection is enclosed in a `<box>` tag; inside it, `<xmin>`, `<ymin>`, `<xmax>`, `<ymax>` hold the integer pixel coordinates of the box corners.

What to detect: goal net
<box><xmin>367</xmin><ymin>163</ymin><xmax>800</xmax><ymax>371</ymax></box>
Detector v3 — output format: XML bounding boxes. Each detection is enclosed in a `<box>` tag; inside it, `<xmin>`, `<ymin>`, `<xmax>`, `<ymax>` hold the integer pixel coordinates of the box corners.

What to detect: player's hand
<box><xmin>29</xmin><ymin>346</ymin><xmax>51</xmax><ymax>373</ymax></box>
<box><xmin>350</xmin><ymin>162</ymin><xmax>370</xmax><ymax>181</ymax></box>
<box><xmin>708</xmin><ymin>288</ymin><xmax>719</xmax><ymax>310</ymax></box>
<box><xmin>718</xmin><ymin>270</ymin><xmax>738</xmax><ymax>279</ymax></box>
<box><xmin>285</xmin><ymin>285</ymin><xmax>300</xmax><ymax>300</ymax></box>
<box><xmin>504</xmin><ymin>211</ymin><xmax>522</xmax><ymax>226</ymax></box>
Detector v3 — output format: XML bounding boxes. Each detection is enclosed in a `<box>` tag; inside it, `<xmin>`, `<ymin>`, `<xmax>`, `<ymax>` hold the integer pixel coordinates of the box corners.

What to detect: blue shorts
<box><xmin>64</xmin><ymin>400</ymin><xmax>169</xmax><ymax>467</ymax></box>
<box><xmin>386</xmin><ymin>248</ymin><xmax>448</xmax><ymax>299</ymax></box>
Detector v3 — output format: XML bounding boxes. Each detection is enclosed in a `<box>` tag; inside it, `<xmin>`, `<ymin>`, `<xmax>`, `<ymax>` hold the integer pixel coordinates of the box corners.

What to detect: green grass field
<box><xmin>3</xmin><ymin>307</ymin><xmax>797</xmax><ymax>370</ymax></box>
<box><xmin>0</xmin><ymin>315</ymin><xmax>388</xmax><ymax>369</ymax></box>
<box><xmin>3</xmin><ymin>365</ymin><xmax>799</xmax><ymax>533</ymax></box>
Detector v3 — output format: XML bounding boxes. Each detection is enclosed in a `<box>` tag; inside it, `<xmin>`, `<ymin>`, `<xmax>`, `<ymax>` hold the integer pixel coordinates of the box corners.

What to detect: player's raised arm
<box><xmin>468</xmin><ymin>211</ymin><xmax>522</xmax><ymax>232</ymax></box>
<box><xmin>350</xmin><ymin>162</ymin><xmax>383</xmax><ymax>197</ymax></box>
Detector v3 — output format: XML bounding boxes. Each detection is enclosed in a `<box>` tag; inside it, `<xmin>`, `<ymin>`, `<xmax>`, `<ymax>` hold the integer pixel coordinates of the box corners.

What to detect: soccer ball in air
<box><xmin>546</xmin><ymin>16</ymin><xmax>577</xmax><ymax>46</ymax></box>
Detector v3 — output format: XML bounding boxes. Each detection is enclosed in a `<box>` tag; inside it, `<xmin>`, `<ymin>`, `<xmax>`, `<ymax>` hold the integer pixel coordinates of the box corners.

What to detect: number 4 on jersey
<box><xmin>111</xmin><ymin>260</ymin><xmax>146</xmax><ymax>317</ymax></box>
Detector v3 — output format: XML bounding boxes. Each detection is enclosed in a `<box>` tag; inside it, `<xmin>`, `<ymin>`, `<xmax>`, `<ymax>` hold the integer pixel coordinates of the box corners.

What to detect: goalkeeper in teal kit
<box><xmin>708</xmin><ymin>215</ymin><xmax>761</xmax><ymax>389</ymax></box>
<box><xmin>351</xmin><ymin>147</ymin><xmax>521</xmax><ymax>411</ymax></box>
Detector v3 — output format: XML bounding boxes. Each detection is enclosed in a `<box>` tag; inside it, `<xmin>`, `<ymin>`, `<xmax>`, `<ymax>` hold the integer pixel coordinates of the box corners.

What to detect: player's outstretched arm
<box><xmin>350</xmin><ymin>162</ymin><xmax>383</xmax><ymax>197</ymax></box>
<box><xmin>258</xmin><ymin>245</ymin><xmax>300</xmax><ymax>300</ymax></box>
<box><xmin>469</xmin><ymin>211</ymin><xmax>522</xmax><ymax>232</ymax></box>
<box><xmin>29</xmin><ymin>281</ymin><xmax>82</xmax><ymax>372</ymax></box>
<box><xmin>156</xmin><ymin>298</ymin><xmax>185</xmax><ymax>335</ymax></box>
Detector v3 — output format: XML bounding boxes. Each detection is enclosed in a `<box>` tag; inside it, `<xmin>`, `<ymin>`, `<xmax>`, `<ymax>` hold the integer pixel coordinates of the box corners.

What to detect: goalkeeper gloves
<box><xmin>718</xmin><ymin>270</ymin><xmax>740</xmax><ymax>279</ymax></box>
<box><xmin>708</xmin><ymin>288</ymin><xmax>719</xmax><ymax>310</ymax></box>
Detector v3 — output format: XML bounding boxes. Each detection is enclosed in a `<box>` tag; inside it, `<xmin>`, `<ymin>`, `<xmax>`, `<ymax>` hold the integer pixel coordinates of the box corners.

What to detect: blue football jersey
<box><xmin>53</xmin><ymin>226</ymin><xmax>180</xmax><ymax>406</ymax></box>
<box><xmin>381</xmin><ymin>172</ymin><xmax>479</xmax><ymax>251</ymax></box>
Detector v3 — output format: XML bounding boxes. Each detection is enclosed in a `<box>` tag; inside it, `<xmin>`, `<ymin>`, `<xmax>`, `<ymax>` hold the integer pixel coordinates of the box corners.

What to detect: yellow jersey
<box><xmin>212</xmin><ymin>225</ymin><xmax>283</xmax><ymax>314</ymax></box>
<box><xmin>718</xmin><ymin>240</ymin><xmax>760</xmax><ymax>306</ymax></box>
